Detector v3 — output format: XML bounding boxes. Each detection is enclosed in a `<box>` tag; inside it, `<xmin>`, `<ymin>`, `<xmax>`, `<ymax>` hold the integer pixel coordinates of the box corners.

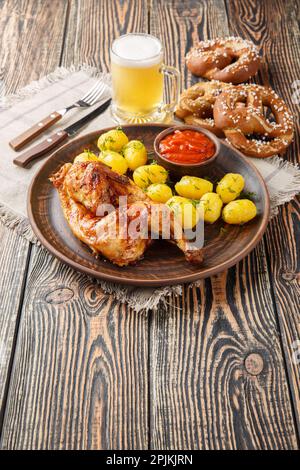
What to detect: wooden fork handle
<box><xmin>9</xmin><ymin>111</ymin><xmax>62</xmax><ymax>150</ymax></box>
<box><xmin>13</xmin><ymin>130</ymin><xmax>68</xmax><ymax>168</ymax></box>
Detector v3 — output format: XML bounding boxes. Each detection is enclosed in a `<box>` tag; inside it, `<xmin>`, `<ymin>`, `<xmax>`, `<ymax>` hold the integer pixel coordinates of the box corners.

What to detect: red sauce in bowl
<box><xmin>159</xmin><ymin>129</ymin><xmax>215</xmax><ymax>164</ymax></box>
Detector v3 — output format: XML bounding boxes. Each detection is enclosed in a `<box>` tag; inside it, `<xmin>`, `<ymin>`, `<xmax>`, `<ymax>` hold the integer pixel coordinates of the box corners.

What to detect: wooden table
<box><xmin>0</xmin><ymin>0</ymin><xmax>299</xmax><ymax>450</ymax></box>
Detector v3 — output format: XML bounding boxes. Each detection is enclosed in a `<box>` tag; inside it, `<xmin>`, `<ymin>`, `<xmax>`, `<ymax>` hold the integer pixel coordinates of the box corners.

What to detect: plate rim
<box><xmin>27</xmin><ymin>123</ymin><xmax>270</xmax><ymax>286</ymax></box>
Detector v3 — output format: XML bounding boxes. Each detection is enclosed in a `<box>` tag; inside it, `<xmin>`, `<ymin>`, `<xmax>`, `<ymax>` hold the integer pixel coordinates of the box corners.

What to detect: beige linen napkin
<box><xmin>0</xmin><ymin>65</ymin><xmax>299</xmax><ymax>311</ymax></box>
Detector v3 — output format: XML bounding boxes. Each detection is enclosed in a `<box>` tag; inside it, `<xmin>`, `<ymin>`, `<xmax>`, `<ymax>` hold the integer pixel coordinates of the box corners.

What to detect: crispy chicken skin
<box><xmin>51</xmin><ymin>163</ymin><xmax>152</xmax><ymax>266</ymax></box>
<box><xmin>57</xmin><ymin>185</ymin><xmax>152</xmax><ymax>266</ymax></box>
<box><xmin>64</xmin><ymin>162</ymin><xmax>113</xmax><ymax>213</ymax></box>
<box><xmin>63</xmin><ymin>161</ymin><xmax>149</xmax><ymax>213</ymax></box>
<box><xmin>50</xmin><ymin>161</ymin><xmax>203</xmax><ymax>266</ymax></box>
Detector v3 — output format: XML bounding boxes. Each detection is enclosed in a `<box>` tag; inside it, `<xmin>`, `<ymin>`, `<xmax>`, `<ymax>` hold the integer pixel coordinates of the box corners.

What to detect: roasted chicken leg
<box><xmin>63</xmin><ymin>161</ymin><xmax>148</xmax><ymax>213</ymax></box>
<box><xmin>50</xmin><ymin>161</ymin><xmax>203</xmax><ymax>266</ymax></box>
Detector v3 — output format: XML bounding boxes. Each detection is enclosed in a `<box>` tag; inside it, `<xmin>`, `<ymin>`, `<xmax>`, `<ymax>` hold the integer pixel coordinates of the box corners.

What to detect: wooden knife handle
<box><xmin>13</xmin><ymin>130</ymin><xmax>68</xmax><ymax>168</ymax></box>
<box><xmin>9</xmin><ymin>111</ymin><xmax>62</xmax><ymax>150</ymax></box>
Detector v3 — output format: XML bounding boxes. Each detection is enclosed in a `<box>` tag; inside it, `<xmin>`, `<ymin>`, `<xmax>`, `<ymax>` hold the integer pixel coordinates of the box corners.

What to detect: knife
<box><xmin>13</xmin><ymin>98</ymin><xmax>112</xmax><ymax>168</ymax></box>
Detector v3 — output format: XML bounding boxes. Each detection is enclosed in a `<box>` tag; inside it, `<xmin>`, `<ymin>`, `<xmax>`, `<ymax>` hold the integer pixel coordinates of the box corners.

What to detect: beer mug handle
<box><xmin>160</xmin><ymin>65</ymin><xmax>180</xmax><ymax>115</ymax></box>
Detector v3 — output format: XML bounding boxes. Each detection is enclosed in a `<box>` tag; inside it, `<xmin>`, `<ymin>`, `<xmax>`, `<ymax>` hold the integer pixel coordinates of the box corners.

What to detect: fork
<box><xmin>9</xmin><ymin>81</ymin><xmax>109</xmax><ymax>150</ymax></box>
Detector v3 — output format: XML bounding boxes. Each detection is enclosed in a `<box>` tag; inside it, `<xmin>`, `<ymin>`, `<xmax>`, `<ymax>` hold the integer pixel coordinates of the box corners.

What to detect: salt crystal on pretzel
<box><xmin>175</xmin><ymin>80</ymin><xmax>233</xmax><ymax>136</ymax></box>
<box><xmin>213</xmin><ymin>84</ymin><xmax>294</xmax><ymax>158</ymax></box>
<box><xmin>186</xmin><ymin>37</ymin><xmax>261</xmax><ymax>84</ymax></box>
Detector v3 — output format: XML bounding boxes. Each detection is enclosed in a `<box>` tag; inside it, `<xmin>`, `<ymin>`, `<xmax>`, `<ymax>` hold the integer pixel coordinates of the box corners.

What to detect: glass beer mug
<box><xmin>110</xmin><ymin>33</ymin><xmax>180</xmax><ymax>123</ymax></box>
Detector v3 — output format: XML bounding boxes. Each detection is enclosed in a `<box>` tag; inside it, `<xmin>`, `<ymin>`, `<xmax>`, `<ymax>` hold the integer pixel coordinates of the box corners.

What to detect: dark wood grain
<box><xmin>0</xmin><ymin>227</ymin><xmax>30</xmax><ymax>418</ymax></box>
<box><xmin>149</xmin><ymin>0</ymin><xmax>299</xmax><ymax>449</ymax></box>
<box><xmin>0</xmin><ymin>246</ymin><xmax>148</xmax><ymax>449</ymax></box>
<box><xmin>150</xmin><ymin>250</ymin><xmax>298</xmax><ymax>449</ymax></box>
<box><xmin>0</xmin><ymin>0</ymin><xmax>150</xmax><ymax>449</ymax></box>
<box><xmin>62</xmin><ymin>0</ymin><xmax>148</xmax><ymax>70</ymax></box>
<box><xmin>0</xmin><ymin>0</ymin><xmax>68</xmax><ymax>94</ymax></box>
<box><xmin>225</xmin><ymin>0</ymin><xmax>300</xmax><ymax>436</ymax></box>
<box><xmin>0</xmin><ymin>0</ymin><xmax>68</xmax><ymax>436</ymax></box>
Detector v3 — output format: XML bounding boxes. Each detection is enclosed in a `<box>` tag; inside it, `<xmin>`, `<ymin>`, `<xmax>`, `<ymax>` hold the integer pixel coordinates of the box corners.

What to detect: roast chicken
<box><xmin>50</xmin><ymin>161</ymin><xmax>203</xmax><ymax>266</ymax></box>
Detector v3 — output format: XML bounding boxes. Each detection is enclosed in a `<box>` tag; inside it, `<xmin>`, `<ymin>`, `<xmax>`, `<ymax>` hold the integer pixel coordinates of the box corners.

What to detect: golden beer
<box><xmin>111</xmin><ymin>34</ymin><xmax>180</xmax><ymax>123</ymax></box>
<box><xmin>111</xmin><ymin>61</ymin><xmax>163</xmax><ymax>116</ymax></box>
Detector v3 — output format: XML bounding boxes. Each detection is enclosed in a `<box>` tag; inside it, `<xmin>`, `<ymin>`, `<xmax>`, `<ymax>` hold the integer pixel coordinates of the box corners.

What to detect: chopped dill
<box><xmin>239</xmin><ymin>190</ymin><xmax>257</xmax><ymax>201</ymax></box>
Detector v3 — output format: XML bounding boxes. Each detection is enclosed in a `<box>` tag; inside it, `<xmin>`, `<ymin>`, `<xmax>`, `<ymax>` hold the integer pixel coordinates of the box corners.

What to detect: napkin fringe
<box><xmin>266</xmin><ymin>156</ymin><xmax>300</xmax><ymax>216</ymax></box>
<box><xmin>0</xmin><ymin>203</ymin><xmax>38</xmax><ymax>244</ymax></box>
<box><xmin>0</xmin><ymin>64</ymin><xmax>111</xmax><ymax>108</ymax></box>
<box><xmin>95</xmin><ymin>281</ymin><xmax>184</xmax><ymax>312</ymax></box>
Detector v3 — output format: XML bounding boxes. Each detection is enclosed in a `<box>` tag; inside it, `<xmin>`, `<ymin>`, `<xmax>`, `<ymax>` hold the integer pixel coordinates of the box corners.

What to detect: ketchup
<box><xmin>159</xmin><ymin>130</ymin><xmax>215</xmax><ymax>164</ymax></box>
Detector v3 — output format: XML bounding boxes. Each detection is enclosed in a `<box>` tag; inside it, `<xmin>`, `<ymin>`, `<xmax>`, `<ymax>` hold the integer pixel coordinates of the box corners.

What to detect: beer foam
<box><xmin>111</xmin><ymin>34</ymin><xmax>163</xmax><ymax>67</ymax></box>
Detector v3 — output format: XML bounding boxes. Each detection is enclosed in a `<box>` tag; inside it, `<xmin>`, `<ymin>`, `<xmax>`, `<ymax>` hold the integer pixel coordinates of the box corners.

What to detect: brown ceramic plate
<box><xmin>28</xmin><ymin>124</ymin><xmax>270</xmax><ymax>286</ymax></box>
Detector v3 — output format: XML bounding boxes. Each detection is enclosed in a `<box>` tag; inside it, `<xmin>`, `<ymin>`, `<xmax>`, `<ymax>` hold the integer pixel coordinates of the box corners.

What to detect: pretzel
<box><xmin>213</xmin><ymin>84</ymin><xmax>294</xmax><ymax>157</ymax></box>
<box><xmin>175</xmin><ymin>80</ymin><xmax>232</xmax><ymax>136</ymax></box>
<box><xmin>186</xmin><ymin>37</ymin><xmax>261</xmax><ymax>84</ymax></box>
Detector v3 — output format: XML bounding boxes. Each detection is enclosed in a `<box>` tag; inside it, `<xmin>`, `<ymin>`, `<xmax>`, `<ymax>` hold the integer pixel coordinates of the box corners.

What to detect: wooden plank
<box><xmin>1</xmin><ymin>0</ymin><xmax>149</xmax><ymax>449</ymax></box>
<box><xmin>225</xmin><ymin>0</ymin><xmax>300</xmax><ymax>435</ymax></box>
<box><xmin>0</xmin><ymin>0</ymin><xmax>68</xmax><ymax>94</ymax></box>
<box><xmin>150</xmin><ymin>251</ymin><xmax>298</xmax><ymax>449</ymax></box>
<box><xmin>149</xmin><ymin>0</ymin><xmax>298</xmax><ymax>449</ymax></box>
<box><xmin>0</xmin><ymin>227</ymin><xmax>30</xmax><ymax>418</ymax></box>
<box><xmin>151</xmin><ymin>0</ymin><xmax>230</xmax><ymax>88</ymax></box>
<box><xmin>0</xmin><ymin>0</ymin><xmax>68</xmax><ymax>431</ymax></box>
<box><xmin>1</xmin><ymin>246</ymin><xmax>148</xmax><ymax>449</ymax></box>
<box><xmin>62</xmin><ymin>0</ymin><xmax>148</xmax><ymax>70</ymax></box>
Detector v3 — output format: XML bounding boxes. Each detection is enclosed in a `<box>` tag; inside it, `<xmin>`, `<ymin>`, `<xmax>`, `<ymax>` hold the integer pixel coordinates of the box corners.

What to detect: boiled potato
<box><xmin>133</xmin><ymin>166</ymin><xmax>152</xmax><ymax>188</ymax></box>
<box><xmin>123</xmin><ymin>140</ymin><xmax>148</xmax><ymax>170</ymax></box>
<box><xmin>146</xmin><ymin>183</ymin><xmax>173</xmax><ymax>203</ymax></box>
<box><xmin>98</xmin><ymin>150</ymin><xmax>128</xmax><ymax>175</ymax></box>
<box><xmin>166</xmin><ymin>196</ymin><xmax>201</xmax><ymax>229</ymax></box>
<box><xmin>74</xmin><ymin>151</ymin><xmax>99</xmax><ymax>163</ymax></box>
<box><xmin>199</xmin><ymin>192</ymin><xmax>223</xmax><ymax>224</ymax></box>
<box><xmin>133</xmin><ymin>164</ymin><xmax>168</xmax><ymax>189</ymax></box>
<box><xmin>175</xmin><ymin>176</ymin><xmax>213</xmax><ymax>199</ymax></box>
<box><xmin>222</xmin><ymin>199</ymin><xmax>257</xmax><ymax>225</ymax></box>
<box><xmin>97</xmin><ymin>128</ymin><xmax>129</xmax><ymax>152</ymax></box>
<box><xmin>216</xmin><ymin>173</ymin><xmax>245</xmax><ymax>203</ymax></box>
<box><xmin>147</xmin><ymin>164</ymin><xmax>168</xmax><ymax>184</ymax></box>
